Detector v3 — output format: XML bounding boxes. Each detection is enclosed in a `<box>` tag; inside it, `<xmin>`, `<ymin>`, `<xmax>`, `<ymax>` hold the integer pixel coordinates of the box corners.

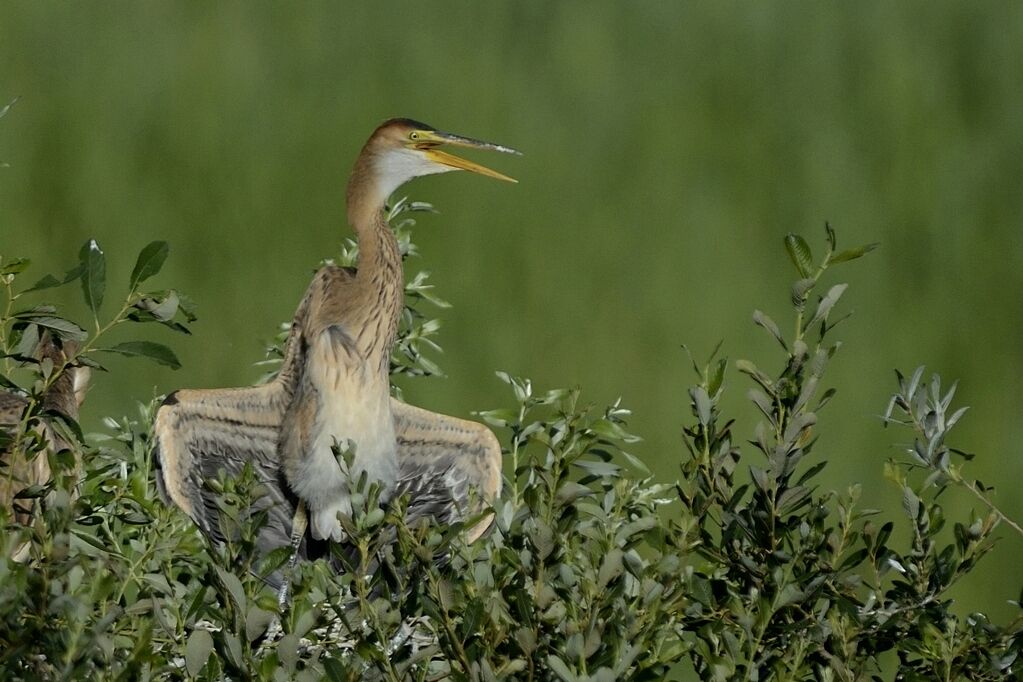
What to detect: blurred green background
<box><xmin>3</xmin><ymin>3</ymin><xmax>1022</xmax><ymax>619</ymax></box>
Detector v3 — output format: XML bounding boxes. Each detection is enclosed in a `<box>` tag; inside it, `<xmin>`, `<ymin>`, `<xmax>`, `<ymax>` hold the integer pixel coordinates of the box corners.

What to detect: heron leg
<box><xmin>265</xmin><ymin>501</ymin><xmax>309</xmax><ymax>642</ymax></box>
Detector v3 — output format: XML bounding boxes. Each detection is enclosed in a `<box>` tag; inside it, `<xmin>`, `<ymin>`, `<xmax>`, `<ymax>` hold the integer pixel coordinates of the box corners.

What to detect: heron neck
<box><xmin>352</xmin><ymin>209</ymin><xmax>403</xmax><ymax>371</ymax></box>
<box><xmin>344</xmin><ymin>157</ymin><xmax>405</xmax><ymax>372</ymax></box>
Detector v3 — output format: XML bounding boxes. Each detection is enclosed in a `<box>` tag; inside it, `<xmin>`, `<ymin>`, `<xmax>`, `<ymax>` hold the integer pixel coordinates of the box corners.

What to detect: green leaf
<box><xmin>775</xmin><ymin>584</ymin><xmax>806</xmax><ymax>609</ymax></box>
<box><xmin>13</xmin><ymin>314</ymin><xmax>88</xmax><ymax>342</ymax></box>
<box><xmin>547</xmin><ymin>655</ymin><xmax>577</xmax><ymax>682</ymax></box>
<box><xmin>555</xmin><ymin>481</ymin><xmax>593</xmax><ymax>506</ymax></box>
<box><xmin>690</xmin><ymin>385</ymin><xmax>712</xmax><ymax>426</ymax></box>
<box><xmin>829</xmin><ymin>242</ymin><xmax>879</xmax><ymax>264</ymax></box>
<box><xmin>215</xmin><ymin>565</ymin><xmax>247</xmax><ymax>613</ymax></box>
<box><xmin>708</xmin><ymin>356</ymin><xmax>727</xmax><ymax>397</ymax></box>
<box><xmin>258</xmin><ymin>546</ymin><xmax>294</xmax><ymax>579</ymax></box>
<box><xmin>790</xmin><ymin>277</ymin><xmax>815</xmax><ymax>308</ymax></box>
<box><xmin>514</xmin><ymin>628</ymin><xmax>537</xmax><ymax>655</ymax></box>
<box><xmin>905</xmin><ymin>366</ymin><xmax>925</xmax><ymax>400</ymax></box>
<box><xmin>902</xmin><ymin>486</ymin><xmax>921</xmax><ymax>520</ymax></box>
<box><xmin>616</xmin><ymin>515</ymin><xmax>658</xmax><ymax>544</ymax></box>
<box><xmin>590</xmin><ymin>418</ymin><xmax>630</xmax><ymax>441</ymax></box>
<box><xmin>689</xmin><ymin>573</ymin><xmax>713</xmax><ymax>607</ymax></box>
<box><xmin>808</xmin><ymin>283</ymin><xmax>848</xmax><ymax>327</ymax></box>
<box><xmin>100</xmin><ymin>341</ymin><xmax>181</xmax><ymax>369</ymax></box>
<box><xmin>135</xmin><ymin>290</ymin><xmax>179</xmax><ymax>322</ymax></box>
<box><xmin>750</xmin><ymin>466</ymin><xmax>771</xmax><ymax>495</ymax></box>
<box><xmin>784</xmin><ymin>234</ymin><xmax>814</xmax><ymax>278</ymax></box>
<box><xmin>573</xmin><ymin>459</ymin><xmax>621</xmax><ymax>478</ymax></box>
<box><xmin>14</xmin><ymin>484</ymin><xmax>47</xmax><ymax>499</ymax></box>
<box><xmin>475</xmin><ymin>408</ymin><xmax>518</xmax><ymax>428</ymax></box>
<box><xmin>129</xmin><ymin>241</ymin><xmax>170</xmax><ymax>290</ymax></box>
<box><xmin>839</xmin><ymin>548</ymin><xmax>870</xmax><ymax>571</ymax></box>
<box><xmin>78</xmin><ymin>239</ymin><xmax>106</xmax><ymax>316</ymax></box>
<box><xmin>245</xmin><ymin>606</ymin><xmax>274</xmax><ymax>643</ymax></box>
<box><xmin>23</xmin><ymin>264</ymin><xmax>84</xmax><ymax>293</ymax></box>
<box><xmin>777</xmin><ymin>485</ymin><xmax>811</xmax><ymax>515</ymax></box>
<box><xmin>127</xmin><ymin>291</ymin><xmax>193</xmax><ymax>334</ymax></box>
<box><xmin>185</xmin><ymin>628</ymin><xmax>213</xmax><ymax>677</ymax></box>
<box><xmin>322</xmin><ymin>656</ymin><xmax>346</xmax><ymax>681</ymax></box>
<box><xmin>796</xmin><ymin>461</ymin><xmax>827</xmax><ymax>485</ymax></box>
<box><xmin>619</xmin><ymin>449</ymin><xmax>650</xmax><ymax>475</ymax></box>
<box><xmin>736</xmin><ymin>359</ymin><xmax>774</xmax><ymax>394</ymax></box>
<box><xmin>752</xmin><ymin>309</ymin><xmax>787</xmax><ymax>351</ymax></box>
<box><xmin>15</xmin><ymin>322</ymin><xmax>40</xmax><ymax>357</ymax></box>
<box><xmin>75</xmin><ymin>354</ymin><xmax>108</xmax><ymax>372</ymax></box>
<box><xmin>1</xmin><ymin>258</ymin><xmax>30</xmax><ymax>276</ymax></box>
<box><xmin>222</xmin><ymin>631</ymin><xmax>244</xmax><ymax>670</ymax></box>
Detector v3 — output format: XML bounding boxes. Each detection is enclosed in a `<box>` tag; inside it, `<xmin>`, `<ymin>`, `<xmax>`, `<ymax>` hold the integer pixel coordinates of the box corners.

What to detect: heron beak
<box><xmin>416</xmin><ymin>130</ymin><xmax>520</xmax><ymax>183</ymax></box>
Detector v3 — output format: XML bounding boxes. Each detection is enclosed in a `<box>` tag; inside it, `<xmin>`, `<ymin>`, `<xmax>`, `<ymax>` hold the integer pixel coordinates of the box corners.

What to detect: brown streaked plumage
<box><xmin>154</xmin><ymin>118</ymin><xmax>518</xmax><ymax>586</ymax></box>
<box><xmin>1</xmin><ymin>333</ymin><xmax>90</xmax><ymax>530</ymax></box>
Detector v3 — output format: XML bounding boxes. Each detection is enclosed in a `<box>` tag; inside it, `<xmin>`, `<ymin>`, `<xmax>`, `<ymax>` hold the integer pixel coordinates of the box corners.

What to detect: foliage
<box><xmin>6</xmin><ymin>5</ymin><xmax>1023</xmax><ymax>618</ymax></box>
<box><xmin>2</xmin><ymin>218</ymin><xmax>1022</xmax><ymax>680</ymax></box>
<box><xmin>671</xmin><ymin>227</ymin><xmax>1021</xmax><ymax>680</ymax></box>
<box><xmin>1</xmin><ymin>240</ymin><xmax>199</xmax><ymax>679</ymax></box>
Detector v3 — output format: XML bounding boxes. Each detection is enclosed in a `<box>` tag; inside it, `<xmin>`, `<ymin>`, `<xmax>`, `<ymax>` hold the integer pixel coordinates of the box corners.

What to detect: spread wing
<box><xmin>155</xmin><ymin>388</ymin><xmax>502</xmax><ymax>583</ymax></box>
<box><xmin>153</xmin><ymin>265</ymin><xmax>360</xmax><ymax>585</ymax></box>
<box><xmin>153</xmin><ymin>264</ymin><xmax>502</xmax><ymax>585</ymax></box>
<box><xmin>391</xmin><ymin>400</ymin><xmax>503</xmax><ymax>542</ymax></box>
<box><xmin>154</xmin><ymin>266</ymin><xmax>342</xmax><ymax>562</ymax></box>
<box><xmin>153</xmin><ymin>384</ymin><xmax>302</xmax><ymax>582</ymax></box>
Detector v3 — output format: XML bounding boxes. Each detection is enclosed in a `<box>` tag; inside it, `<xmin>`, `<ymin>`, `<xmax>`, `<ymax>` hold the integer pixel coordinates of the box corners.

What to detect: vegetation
<box><xmin>5</xmin><ymin>2</ymin><xmax>1023</xmax><ymax>620</ymax></box>
<box><xmin>2</xmin><ymin>209</ymin><xmax>1021</xmax><ymax>679</ymax></box>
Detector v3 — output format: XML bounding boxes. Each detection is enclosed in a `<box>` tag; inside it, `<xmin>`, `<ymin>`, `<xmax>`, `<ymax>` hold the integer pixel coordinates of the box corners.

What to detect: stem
<box><xmin>1</xmin><ymin>277</ymin><xmax>15</xmax><ymax>375</ymax></box>
<box><xmin>511</xmin><ymin>402</ymin><xmax>527</xmax><ymax>508</ymax></box>
<box><xmin>904</xmin><ymin>407</ymin><xmax>1023</xmax><ymax>541</ymax></box>
<box><xmin>352</xmin><ymin>540</ymin><xmax>402</xmax><ymax>682</ymax></box>
<box><xmin>792</xmin><ymin>259</ymin><xmax>829</xmax><ymax>346</ymax></box>
<box><xmin>76</xmin><ymin>295</ymin><xmax>136</xmax><ymax>357</ymax></box>
<box><xmin>954</xmin><ymin>474</ymin><xmax>1023</xmax><ymax>539</ymax></box>
<box><xmin>424</xmin><ymin>567</ymin><xmax>474</xmax><ymax>675</ymax></box>
<box><xmin>744</xmin><ymin>623</ymin><xmax>768</xmax><ymax>681</ymax></box>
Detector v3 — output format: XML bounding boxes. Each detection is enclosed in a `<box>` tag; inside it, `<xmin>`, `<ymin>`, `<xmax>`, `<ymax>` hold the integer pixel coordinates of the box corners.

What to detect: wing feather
<box><xmin>390</xmin><ymin>399</ymin><xmax>502</xmax><ymax>541</ymax></box>
<box><xmin>153</xmin><ymin>384</ymin><xmax>301</xmax><ymax>579</ymax></box>
<box><xmin>152</xmin><ymin>264</ymin><xmax>356</xmax><ymax>585</ymax></box>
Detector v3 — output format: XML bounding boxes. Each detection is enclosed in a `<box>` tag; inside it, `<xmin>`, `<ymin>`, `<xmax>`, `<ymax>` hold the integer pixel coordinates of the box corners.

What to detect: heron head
<box><xmin>361</xmin><ymin>118</ymin><xmax>520</xmax><ymax>202</ymax></box>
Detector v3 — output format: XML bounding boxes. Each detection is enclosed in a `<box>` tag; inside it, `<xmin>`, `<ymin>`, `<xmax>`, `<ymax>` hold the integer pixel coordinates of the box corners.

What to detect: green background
<box><xmin>3</xmin><ymin>4</ymin><xmax>1022</xmax><ymax>619</ymax></box>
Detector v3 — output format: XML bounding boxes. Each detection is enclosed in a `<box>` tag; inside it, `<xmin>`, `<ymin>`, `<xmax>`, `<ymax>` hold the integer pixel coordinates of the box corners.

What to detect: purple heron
<box><xmin>1</xmin><ymin>333</ymin><xmax>89</xmax><ymax>532</ymax></box>
<box><xmin>154</xmin><ymin>119</ymin><xmax>518</xmax><ymax>586</ymax></box>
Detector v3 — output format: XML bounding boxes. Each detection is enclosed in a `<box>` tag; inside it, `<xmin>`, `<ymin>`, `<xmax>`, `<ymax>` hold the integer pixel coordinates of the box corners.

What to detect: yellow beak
<box><xmin>415</xmin><ymin>130</ymin><xmax>520</xmax><ymax>183</ymax></box>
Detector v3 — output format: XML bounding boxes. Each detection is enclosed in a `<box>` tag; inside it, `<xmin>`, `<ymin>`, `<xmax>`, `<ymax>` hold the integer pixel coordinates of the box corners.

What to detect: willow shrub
<box><xmin>1</xmin><ymin>214</ymin><xmax>1021</xmax><ymax>680</ymax></box>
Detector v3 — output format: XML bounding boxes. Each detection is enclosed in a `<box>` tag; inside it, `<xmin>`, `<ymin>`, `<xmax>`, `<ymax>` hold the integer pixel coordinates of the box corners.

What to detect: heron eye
<box><xmin>409</xmin><ymin>131</ymin><xmax>419</xmax><ymax>140</ymax></box>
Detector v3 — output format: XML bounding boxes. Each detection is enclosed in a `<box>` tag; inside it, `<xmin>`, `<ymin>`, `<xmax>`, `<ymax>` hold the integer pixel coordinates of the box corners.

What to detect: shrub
<box><xmin>1</xmin><ymin>216</ymin><xmax>1020</xmax><ymax>680</ymax></box>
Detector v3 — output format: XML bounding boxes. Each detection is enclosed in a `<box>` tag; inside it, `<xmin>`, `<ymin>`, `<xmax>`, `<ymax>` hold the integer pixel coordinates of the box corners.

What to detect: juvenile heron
<box><xmin>154</xmin><ymin>119</ymin><xmax>518</xmax><ymax>585</ymax></box>
<box><xmin>1</xmin><ymin>333</ymin><xmax>90</xmax><ymax>528</ymax></box>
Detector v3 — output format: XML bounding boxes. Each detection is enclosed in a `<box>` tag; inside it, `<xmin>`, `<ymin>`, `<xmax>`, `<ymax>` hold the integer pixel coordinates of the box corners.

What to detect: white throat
<box><xmin>373</xmin><ymin>148</ymin><xmax>455</xmax><ymax>205</ymax></box>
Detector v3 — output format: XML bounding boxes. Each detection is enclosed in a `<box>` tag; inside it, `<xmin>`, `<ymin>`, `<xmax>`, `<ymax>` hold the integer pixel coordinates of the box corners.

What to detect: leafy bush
<box><xmin>2</xmin><ymin>215</ymin><xmax>1021</xmax><ymax>680</ymax></box>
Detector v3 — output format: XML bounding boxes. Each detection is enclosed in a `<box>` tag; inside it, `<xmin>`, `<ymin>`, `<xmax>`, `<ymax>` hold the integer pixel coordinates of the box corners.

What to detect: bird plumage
<box><xmin>279</xmin><ymin>226</ymin><xmax>403</xmax><ymax>542</ymax></box>
<box><xmin>154</xmin><ymin>118</ymin><xmax>516</xmax><ymax>584</ymax></box>
<box><xmin>153</xmin><ymin>266</ymin><xmax>502</xmax><ymax>587</ymax></box>
<box><xmin>1</xmin><ymin>333</ymin><xmax>89</xmax><ymax>529</ymax></box>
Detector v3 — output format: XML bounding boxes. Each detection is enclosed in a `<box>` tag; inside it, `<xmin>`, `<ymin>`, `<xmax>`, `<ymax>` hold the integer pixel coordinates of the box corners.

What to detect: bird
<box><xmin>1</xmin><ymin>332</ymin><xmax>90</xmax><ymax>530</ymax></box>
<box><xmin>154</xmin><ymin>118</ymin><xmax>518</xmax><ymax>587</ymax></box>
